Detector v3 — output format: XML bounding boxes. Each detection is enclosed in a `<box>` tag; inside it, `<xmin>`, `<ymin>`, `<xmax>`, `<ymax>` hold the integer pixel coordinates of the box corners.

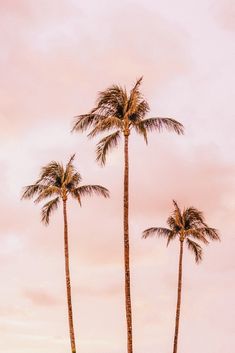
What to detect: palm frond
<box><xmin>67</xmin><ymin>172</ymin><xmax>82</xmax><ymax>188</ymax></box>
<box><xmin>67</xmin><ymin>154</ymin><xmax>75</xmax><ymax>166</ymax></box>
<box><xmin>172</xmin><ymin>200</ymin><xmax>183</xmax><ymax>228</ymax></box>
<box><xmin>39</xmin><ymin>161</ymin><xmax>64</xmax><ymax>186</ymax></box>
<box><xmin>127</xmin><ymin>77</ymin><xmax>144</xmax><ymax>116</ymax></box>
<box><xmin>129</xmin><ymin>100</ymin><xmax>150</xmax><ymax>123</ymax></box>
<box><xmin>21</xmin><ymin>184</ymin><xmax>46</xmax><ymax>200</ymax></box>
<box><xmin>69</xmin><ymin>188</ymin><xmax>82</xmax><ymax>206</ymax></box>
<box><xmin>185</xmin><ymin>228</ymin><xmax>209</xmax><ymax>244</ymax></box>
<box><xmin>202</xmin><ymin>227</ymin><xmax>220</xmax><ymax>241</ymax></box>
<box><xmin>64</xmin><ymin>154</ymin><xmax>77</xmax><ymax>184</ymax></box>
<box><xmin>166</xmin><ymin>231</ymin><xmax>178</xmax><ymax>246</ymax></box>
<box><xmin>34</xmin><ymin>186</ymin><xmax>60</xmax><ymax>204</ymax></box>
<box><xmin>186</xmin><ymin>239</ymin><xmax>203</xmax><ymax>263</ymax></box>
<box><xmin>76</xmin><ymin>185</ymin><xmax>110</xmax><ymax>199</ymax></box>
<box><xmin>183</xmin><ymin>207</ymin><xmax>205</xmax><ymax>229</ymax></box>
<box><xmin>93</xmin><ymin>85</ymin><xmax>128</xmax><ymax>117</ymax></box>
<box><xmin>41</xmin><ymin>197</ymin><xmax>60</xmax><ymax>225</ymax></box>
<box><xmin>88</xmin><ymin>116</ymin><xmax>123</xmax><ymax>138</ymax></box>
<box><xmin>167</xmin><ymin>215</ymin><xmax>181</xmax><ymax>232</ymax></box>
<box><xmin>139</xmin><ymin>117</ymin><xmax>184</xmax><ymax>135</ymax></box>
<box><xmin>131</xmin><ymin>77</ymin><xmax>143</xmax><ymax>93</ymax></box>
<box><xmin>96</xmin><ymin>130</ymin><xmax>121</xmax><ymax>166</ymax></box>
<box><xmin>142</xmin><ymin>227</ymin><xmax>172</xmax><ymax>239</ymax></box>
<box><xmin>132</xmin><ymin>121</ymin><xmax>148</xmax><ymax>143</ymax></box>
<box><xmin>72</xmin><ymin>114</ymin><xmax>99</xmax><ymax>132</ymax></box>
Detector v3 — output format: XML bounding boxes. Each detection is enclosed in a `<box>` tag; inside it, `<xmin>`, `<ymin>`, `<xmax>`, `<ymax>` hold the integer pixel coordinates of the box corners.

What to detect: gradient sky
<box><xmin>0</xmin><ymin>0</ymin><xmax>234</xmax><ymax>352</ymax></box>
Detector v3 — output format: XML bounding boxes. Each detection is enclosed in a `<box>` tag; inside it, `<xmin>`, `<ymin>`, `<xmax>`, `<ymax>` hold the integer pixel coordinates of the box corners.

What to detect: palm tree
<box><xmin>143</xmin><ymin>200</ymin><xmax>220</xmax><ymax>353</ymax></box>
<box><xmin>21</xmin><ymin>155</ymin><xmax>109</xmax><ymax>353</ymax></box>
<box><xmin>72</xmin><ymin>77</ymin><xmax>184</xmax><ymax>353</ymax></box>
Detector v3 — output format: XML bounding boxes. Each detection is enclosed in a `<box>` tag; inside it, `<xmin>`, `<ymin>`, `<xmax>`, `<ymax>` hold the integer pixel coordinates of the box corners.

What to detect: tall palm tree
<box><xmin>21</xmin><ymin>155</ymin><xmax>109</xmax><ymax>353</ymax></box>
<box><xmin>72</xmin><ymin>78</ymin><xmax>184</xmax><ymax>353</ymax></box>
<box><xmin>143</xmin><ymin>200</ymin><xmax>220</xmax><ymax>353</ymax></box>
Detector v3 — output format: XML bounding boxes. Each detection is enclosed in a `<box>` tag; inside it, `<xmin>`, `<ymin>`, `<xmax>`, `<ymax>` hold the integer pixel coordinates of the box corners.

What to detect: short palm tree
<box><xmin>21</xmin><ymin>155</ymin><xmax>109</xmax><ymax>353</ymax></box>
<box><xmin>143</xmin><ymin>200</ymin><xmax>220</xmax><ymax>353</ymax></box>
<box><xmin>72</xmin><ymin>77</ymin><xmax>184</xmax><ymax>353</ymax></box>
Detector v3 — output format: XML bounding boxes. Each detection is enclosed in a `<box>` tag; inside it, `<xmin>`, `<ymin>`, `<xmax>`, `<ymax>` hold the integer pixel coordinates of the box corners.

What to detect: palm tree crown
<box><xmin>21</xmin><ymin>154</ymin><xmax>109</xmax><ymax>223</ymax></box>
<box><xmin>143</xmin><ymin>200</ymin><xmax>220</xmax><ymax>262</ymax></box>
<box><xmin>72</xmin><ymin>77</ymin><xmax>184</xmax><ymax>165</ymax></box>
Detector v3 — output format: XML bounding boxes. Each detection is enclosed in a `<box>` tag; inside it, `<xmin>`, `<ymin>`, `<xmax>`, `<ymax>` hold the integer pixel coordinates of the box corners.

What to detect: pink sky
<box><xmin>0</xmin><ymin>0</ymin><xmax>234</xmax><ymax>352</ymax></box>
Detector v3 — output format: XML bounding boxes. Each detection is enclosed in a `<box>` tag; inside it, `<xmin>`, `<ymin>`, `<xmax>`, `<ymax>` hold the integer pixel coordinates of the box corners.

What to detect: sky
<box><xmin>0</xmin><ymin>0</ymin><xmax>234</xmax><ymax>352</ymax></box>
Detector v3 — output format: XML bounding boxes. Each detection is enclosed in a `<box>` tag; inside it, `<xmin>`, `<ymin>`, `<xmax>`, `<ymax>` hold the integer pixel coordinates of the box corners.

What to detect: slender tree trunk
<box><xmin>173</xmin><ymin>239</ymin><xmax>184</xmax><ymax>353</ymax></box>
<box><xmin>123</xmin><ymin>133</ymin><xmax>133</xmax><ymax>353</ymax></box>
<box><xmin>63</xmin><ymin>199</ymin><xmax>77</xmax><ymax>353</ymax></box>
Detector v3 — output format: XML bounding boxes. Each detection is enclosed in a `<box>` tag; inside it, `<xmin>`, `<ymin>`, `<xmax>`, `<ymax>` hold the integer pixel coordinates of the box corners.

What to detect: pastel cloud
<box><xmin>213</xmin><ymin>0</ymin><xmax>235</xmax><ymax>31</ymax></box>
<box><xmin>23</xmin><ymin>289</ymin><xmax>60</xmax><ymax>306</ymax></box>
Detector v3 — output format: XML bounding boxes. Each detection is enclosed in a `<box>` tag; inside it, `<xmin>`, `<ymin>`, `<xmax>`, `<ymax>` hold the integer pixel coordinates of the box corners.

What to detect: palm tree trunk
<box><xmin>123</xmin><ymin>133</ymin><xmax>133</xmax><ymax>353</ymax></box>
<box><xmin>63</xmin><ymin>199</ymin><xmax>77</xmax><ymax>353</ymax></box>
<box><xmin>173</xmin><ymin>239</ymin><xmax>184</xmax><ymax>353</ymax></box>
